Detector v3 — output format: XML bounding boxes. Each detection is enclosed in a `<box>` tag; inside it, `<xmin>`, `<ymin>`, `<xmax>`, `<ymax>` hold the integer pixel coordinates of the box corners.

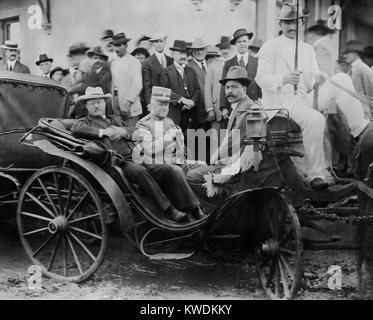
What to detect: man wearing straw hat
<box><xmin>256</xmin><ymin>2</ymin><xmax>370</xmax><ymax>189</ymax></box>
<box><xmin>0</xmin><ymin>40</ymin><xmax>30</xmax><ymax>74</ymax></box>
<box><xmin>71</xmin><ymin>86</ymin><xmax>199</xmax><ymax>223</ymax></box>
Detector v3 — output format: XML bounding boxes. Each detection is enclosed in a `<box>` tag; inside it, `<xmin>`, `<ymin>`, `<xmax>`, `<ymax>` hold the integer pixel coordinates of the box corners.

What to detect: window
<box><xmin>2</xmin><ymin>17</ymin><xmax>21</xmax><ymax>42</ymax></box>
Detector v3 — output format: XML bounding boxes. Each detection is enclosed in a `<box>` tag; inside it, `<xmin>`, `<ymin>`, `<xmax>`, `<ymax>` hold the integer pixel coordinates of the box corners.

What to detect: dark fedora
<box><xmin>112</xmin><ymin>33</ymin><xmax>131</xmax><ymax>46</ymax></box>
<box><xmin>275</xmin><ymin>2</ymin><xmax>310</xmax><ymax>20</ymax></box>
<box><xmin>363</xmin><ymin>46</ymin><xmax>373</xmax><ymax>59</ymax></box>
<box><xmin>50</xmin><ymin>66</ymin><xmax>67</xmax><ymax>78</ymax></box>
<box><xmin>68</xmin><ymin>43</ymin><xmax>90</xmax><ymax>57</ymax></box>
<box><xmin>36</xmin><ymin>53</ymin><xmax>53</xmax><ymax>66</ymax></box>
<box><xmin>216</xmin><ymin>36</ymin><xmax>231</xmax><ymax>49</ymax></box>
<box><xmin>219</xmin><ymin>66</ymin><xmax>251</xmax><ymax>86</ymax></box>
<box><xmin>87</xmin><ymin>46</ymin><xmax>108</xmax><ymax>60</ymax></box>
<box><xmin>131</xmin><ymin>47</ymin><xmax>150</xmax><ymax>58</ymax></box>
<box><xmin>307</xmin><ymin>20</ymin><xmax>334</xmax><ymax>35</ymax></box>
<box><xmin>101</xmin><ymin>29</ymin><xmax>114</xmax><ymax>41</ymax></box>
<box><xmin>342</xmin><ymin>40</ymin><xmax>364</xmax><ymax>54</ymax></box>
<box><xmin>170</xmin><ymin>40</ymin><xmax>188</xmax><ymax>52</ymax></box>
<box><xmin>231</xmin><ymin>29</ymin><xmax>254</xmax><ymax>45</ymax></box>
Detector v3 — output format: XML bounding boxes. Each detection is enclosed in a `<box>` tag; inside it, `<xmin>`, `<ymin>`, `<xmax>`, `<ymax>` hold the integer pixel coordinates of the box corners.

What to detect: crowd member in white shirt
<box><xmin>0</xmin><ymin>40</ymin><xmax>30</xmax><ymax>74</ymax></box>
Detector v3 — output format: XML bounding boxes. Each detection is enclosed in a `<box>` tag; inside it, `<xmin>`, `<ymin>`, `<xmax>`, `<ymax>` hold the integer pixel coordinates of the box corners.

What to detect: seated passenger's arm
<box><xmin>71</xmin><ymin>120</ymin><xmax>101</xmax><ymax>140</ymax></box>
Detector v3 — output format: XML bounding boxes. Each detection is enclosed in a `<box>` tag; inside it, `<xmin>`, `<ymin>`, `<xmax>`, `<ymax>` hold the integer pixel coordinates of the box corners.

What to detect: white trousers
<box><xmin>288</xmin><ymin>73</ymin><xmax>369</xmax><ymax>180</ymax></box>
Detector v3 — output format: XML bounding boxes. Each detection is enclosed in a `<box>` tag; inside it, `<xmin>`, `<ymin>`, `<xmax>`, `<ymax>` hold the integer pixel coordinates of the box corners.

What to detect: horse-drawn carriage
<box><xmin>1</xmin><ymin>73</ymin><xmax>372</xmax><ymax>299</ymax></box>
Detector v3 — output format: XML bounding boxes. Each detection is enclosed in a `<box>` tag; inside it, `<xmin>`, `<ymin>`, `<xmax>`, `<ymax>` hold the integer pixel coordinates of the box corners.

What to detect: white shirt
<box><xmin>231</xmin><ymin>102</ymin><xmax>239</xmax><ymax>112</ymax></box>
<box><xmin>154</xmin><ymin>51</ymin><xmax>166</xmax><ymax>68</ymax></box>
<box><xmin>312</xmin><ymin>37</ymin><xmax>329</xmax><ymax>49</ymax></box>
<box><xmin>236</xmin><ymin>52</ymin><xmax>249</xmax><ymax>67</ymax></box>
<box><xmin>7</xmin><ymin>60</ymin><xmax>16</xmax><ymax>71</ymax></box>
<box><xmin>174</xmin><ymin>61</ymin><xmax>186</xmax><ymax>77</ymax></box>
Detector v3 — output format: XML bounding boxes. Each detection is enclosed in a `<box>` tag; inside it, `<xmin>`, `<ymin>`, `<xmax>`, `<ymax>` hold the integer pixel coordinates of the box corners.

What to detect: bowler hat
<box><xmin>342</xmin><ymin>40</ymin><xmax>364</xmax><ymax>54</ymax></box>
<box><xmin>151</xmin><ymin>86</ymin><xmax>171</xmax><ymax>103</ymax></box>
<box><xmin>275</xmin><ymin>2</ymin><xmax>310</xmax><ymax>20</ymax></box>
<box><xmin>231</xmin><ymin>29</ymin><xmax>254</xmax><ymax>45</ymax></box>
<box><xmin>188</xmin><ymin>38</ymin><xmax>208</xmax><ymax>50</ymax></box>
<box><xmin>170</xmin><ymin>40</ymin><xmax>188</xmax><ymax>52</ymax></box>
<box><xmin>131</xmin><ymin>47</ymin><xmax>150</xmax><ymax>58</ymax></box>
<box><xmin>76</xmin><ymin>87</ymin><xmax>112</xmax><ymax>103</ymax></box>
<box><xmin>219</xmin><ymin>66</ymin><xmax>251</xmax><ymax>86</ymax></box>
<box><xmin>101</xmin><ymin>29</ymin><xmax>114</xmax><ymax>41</ymax></box>
<box><xmin>112</xmin><ymin>33</ymin><xmax>131</xmax><ymax>46</ymax></box>
<box><xmin>249</xmin><ymin>39</ymin><xmax>263</xmax><ymax>50</ymax></box>
<box><xmin>68</xmin><ymin>43</ymin><xmax>90</xmax><ymax>57</ymax></box>
<box><xmin>87</xmin><ymin>46</ymin><xmax>108</xmax><ymax>60</ymax></box>
<box><xmin>36</xmin><ymin>53</ymin><xmax>53</xmax><ymax>66</ymax></box>
<box><xmin>363</xmin><ymin>46</ymin><xmax>373</xmax><ymax>59</ymax></box>
<box><xmin>216</xmin><ymin>36</ymin><xmax>231</xmax><ymax>49</ymax></box>
<box><xmin>307</xmin><ymin>20</ymin><xmax>334</xmax><ymax>35</ymax></box>
<box><xmin>50</xmin><ymin>66</ymin><xmax>67</xmax><ymax>79</ymax></box>
<box><xmin>0</xmin><ymin>40</ymin><xmax>18</xmax><ymax>50</ymax></box>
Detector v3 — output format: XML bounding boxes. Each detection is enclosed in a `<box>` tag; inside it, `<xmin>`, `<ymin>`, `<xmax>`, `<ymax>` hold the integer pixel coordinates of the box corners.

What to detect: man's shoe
<box><xmin>167</xmin><ymin>207</ymin><xmax>187</xmax><ymax>223</ymax></box>
<box><xmin>192</xmin><ymin>206</ymin><xmax>208</xmax><ymax>220</ymax></box>
<box><xmin>310</xmin><ymin>178</ymin><xmax>329</xmax><ymax>190</ymax></box>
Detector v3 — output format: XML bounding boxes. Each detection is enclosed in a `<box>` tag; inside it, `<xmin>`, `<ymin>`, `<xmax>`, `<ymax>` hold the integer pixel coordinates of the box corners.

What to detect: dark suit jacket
<box><xmin>159</xmin><ymin>64</ymin><xmax>201</xmax><ymax>127</ymax></box>
<box><xmin>0</xmin><ymin>60</ymin><xmax>30</xmax><ymax>74</ymax></box>
<box><xmin>86</xmin><ymin>64</ymin><xmax>112</xmax><ymax>94</ymax></box>
<box><xmin>71</xmin><ymin>114</ymin><xmax>137</xmax><ymax>160</ymax></box>
<box><xmin>220</xmin><ymin>55</ymin><xmax>261</xmax><ymax>111</ymax></box>
<box><xmin>187</xmin><ymin>60</ymin><xmax>207</xmax><ymax>124</ymax></box>
<box><xmin>142</xmin><ymin>53</ymin><xmax>173</xmax><ymax>106</ymax></box>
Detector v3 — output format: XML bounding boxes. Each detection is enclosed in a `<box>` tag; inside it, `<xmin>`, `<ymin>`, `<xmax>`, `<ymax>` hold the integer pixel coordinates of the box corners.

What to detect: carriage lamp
<box><xmin>245</xmin><ymin>107</ymin><xmax>267</xmax><ymax>171</ymax></box>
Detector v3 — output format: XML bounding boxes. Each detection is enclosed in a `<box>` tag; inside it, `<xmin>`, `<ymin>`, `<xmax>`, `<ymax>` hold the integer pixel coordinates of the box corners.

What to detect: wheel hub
<box><xmin>259</xmin><ymin>238</ymin><xmax>280</xmax><ymax>257</ymax></box>
<box><xmin>48</xmin><ymin>216</ymin><xmax>69</xmax><ymax>234</ymax></box>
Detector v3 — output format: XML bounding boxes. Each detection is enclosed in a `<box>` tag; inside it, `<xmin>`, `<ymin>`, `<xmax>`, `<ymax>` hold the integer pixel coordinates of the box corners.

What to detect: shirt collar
<box><xmin>313</xmin><ymin>37</ymin><xmax>328</xmax><ymax>48</ymax></box>
<box><xmin>236</xmin><ymin>52</ymin><xmax>249</xmax><ymax>61</ymax></box>
<box><xmin>174</xmin><ymin>61</ymin><xmax>185</xmax><ymax>70</ymax></box>
<box><xmin>231</xmin><ymin>102</ymin><xmax>239</xmax><ymax>111</ymax></box>
<box><xmin>7</xmin><ymin>60</ymin><xmax>16</xmax><ymax>68</ymax></box>
<box><xmin>154</xmin><ymin>51</ymin><xmax>165</xmax><ymax>59</ymax></box>
<box><xmin>194</xmin><ymin>58</ymin><xmax>206</xmax><ymax>69</ymax></box>
<box><xmin>351</xmin><ymin>58</ymin><xmax>362</xmax><ymax>67</ymax></box>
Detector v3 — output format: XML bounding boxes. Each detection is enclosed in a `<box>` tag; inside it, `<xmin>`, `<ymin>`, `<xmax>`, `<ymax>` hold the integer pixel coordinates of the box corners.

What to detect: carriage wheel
<box><xmin>255</xmin><ymin>193</ymin><xmax>303</xmax><ymax>300</ymax></box>
<box><xmin>17</xmin><ymin>166</ymin><xmax>108</xmax><ymax>282</ymax></box>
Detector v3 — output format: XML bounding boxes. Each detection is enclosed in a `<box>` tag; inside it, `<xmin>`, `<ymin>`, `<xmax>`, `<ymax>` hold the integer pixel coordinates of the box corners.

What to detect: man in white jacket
<box><xmin>256</xmin><ymin>2</ymin><xmax>369</xmax><ymax>190</ymax></box>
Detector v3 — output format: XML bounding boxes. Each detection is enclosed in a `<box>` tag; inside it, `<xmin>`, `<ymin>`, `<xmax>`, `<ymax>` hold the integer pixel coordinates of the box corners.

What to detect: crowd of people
<box><xmin>1</xmin><ymin>2</ymin><xmax>373</xmax><ymax>219</ymax></box>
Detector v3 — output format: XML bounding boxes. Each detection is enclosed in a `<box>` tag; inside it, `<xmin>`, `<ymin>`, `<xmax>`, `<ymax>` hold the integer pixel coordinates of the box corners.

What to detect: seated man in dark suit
<box><xmin>70</xmin><ymin>87</ymin><xmax>200</xmax><ymax>223</ymax></box>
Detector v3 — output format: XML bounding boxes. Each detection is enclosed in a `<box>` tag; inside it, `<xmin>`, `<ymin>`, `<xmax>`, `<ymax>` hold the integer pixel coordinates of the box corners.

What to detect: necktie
<box><xmin>239</xmin><ymin>56</ymin><xmax>246</xmax><ymax>68</ymax></box>
<box><xmin>201</xmin><ymin>62</ymin><xmax>206</xmax><ymax>72</ymax></box>
<box><xmin>9</xmin><ymin>65</ymin><xmax>13</xmax><ymax>72</ymax></box>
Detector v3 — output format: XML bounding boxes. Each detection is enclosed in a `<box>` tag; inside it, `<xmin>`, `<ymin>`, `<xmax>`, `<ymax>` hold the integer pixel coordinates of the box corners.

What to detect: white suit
<box><xmin>256</xmin><ymin>35</ymin><xmax>369</xmax><ymax>180</ymax></box>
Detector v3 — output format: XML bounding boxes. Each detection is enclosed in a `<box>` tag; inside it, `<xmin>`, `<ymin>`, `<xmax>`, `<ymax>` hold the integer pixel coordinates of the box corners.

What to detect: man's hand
<box><xmin>180</xmin><ymin>98</ymin><xmax>195</xmax><ymax>109</ymax></box>
<box><xmin>207</xmin><ymin>110</ymin><xmax>216</xmax><ymax>122</ymax></box>
<box><xmin>282</xmin><ymin>71</ymin><xmax>301</xmax><ymax>86</ymax></box>
<box><xmin>222</xmin><ymin>108</ymin><xmax>230</xmax><ymax>120</ymax></box>
<box><xmin>102</xmin><ymin>127</ymin><xmax>115</xmax><ymax>139</ymax></box>
<box><xmin>110</xmin><ymin>126</ymin><xmax>128</xmax><ymax>140</ymax></box>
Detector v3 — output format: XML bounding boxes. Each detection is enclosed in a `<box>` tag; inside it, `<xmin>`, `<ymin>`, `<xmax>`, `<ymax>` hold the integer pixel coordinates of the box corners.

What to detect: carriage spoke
<box><xmin>68</xmin><ymin>231</ymin><xmax>97</xmax><ymax>262</ymax></box>
<box><xmin>26</xmin><ymin>192</ymin><xmax>56</xmax><ymax>219</ymax></box>
<box><xmin>275</xmin><ymin>263</ymin><xmax>280</xmax><ymax>298</ymax></box>
<box><xmin>265</xmin><ymin>259</ymin><xmax>276</xmax><ymax>288</ymax></box>
<box><xmin>66</xmin><ymin>191</ymin><xmax>89</xmax><ymax>221</ymax></box>
<box><xmin>62</xmin><ymin>235</ymin><xmax>67</xmax><ymax>277</ymax></box>
<box><xmin>280</xmin><ymin>228</ymin><xmax>293</xmax><ymax>245</ymax></box>
<box><xmin>278</xmin><ymin>259</ymin><xmax>290</xmax><ymax>298</ymax></box>
<box><xmin>21</xmin><ymin>211</ymin><xmax>52</xmax><ymax>223</ymax></box>
<box><xmin>47</xmin><ymin>235</ymin><xmax>61</xmax><ymax>271</ymax></box>
<box><xmin>23</xmin><ymin>227</ymin><xmax>49</xmax><ymax>237</ymax></box>
<box><xmin>69</xmin><ymin>226</ymin><xmax>102</xmax><ymax>240</ymax></box>
<box><xmin>280</xmin><ymin>248</ymin><xmax>296</xmax><ymax>256</ymax></box>
<box><xmin>69</xmin><ymin>214</ymin><xmax>100</xmax><ymax>225</ymax></box>
<box><xmin>64</xmin><ymin>177</ymin><xmax>75</xmax><ymax>217</ymax></box>
<box><xmin>279</xmin><ymin>254</ymin><xmax>295</xmax><ymax>283</ymax></box>
<box><xmin>38</xmin><ymin>178</ymin><xmax>58</xmax><ymax>217</ymax></box>
<box><xmin>53</xmin><ymin>173</ymin><xmax>64</xmax><ymax>215</ymax></box>
<box><xmin>32</xmin><ymin>233</ymin><xmax>56</xmax><ymax>257</ymax></box>
<box><xmin>66</xmin><ymin>234</ymin><xmax>84</xmax><ymax>275</ymax></box>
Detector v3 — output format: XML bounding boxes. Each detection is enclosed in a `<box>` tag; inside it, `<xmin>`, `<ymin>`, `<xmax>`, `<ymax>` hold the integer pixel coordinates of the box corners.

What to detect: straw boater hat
<box><xmin>205</xmin><ymin>46</ymin><xmax>221</xmax><ymax>57</ymax></box>
<box><xmin>188</xmin><ymin>38</ymin><xmax>209</xmax><ymax>50</ymax></box>
<box><xmin>149</xmin><ymin>32</ymin><xmax>167</xmax><ymax>42</ymax></box>
<box><xmin>151</xmin><ymin>86</ymin><xmax>171</xmax><ymax>103</ymax></box>
<box><xmin>275</xmin><ymin>2</ymin><xmax>310</xmax><ymax>20</ymax></box>
<box><xmin>231</xmin><ymin>29</ymin><xmax>254</xmax><ymax>45</ymax></box>
<box><xmin>0</xmin><ymin>40</ymin><xmax>18</xmax><ymax>50</ymax></box>
<box><xmin>169</xmin><ymin>40</ymin><xmax>188</xmax><ymax>52</ymax></box>
<box><xmin>111</xmin><ymin>33</ymin><xmax>131</xmax><ymax>46</ymax></box>
<box><xmin>36</xmin><ymin>53</ymin><xmax>53</xmax><ymax>66</ymax></box>
<box><xmin>76</xmin><ymin>87</ymin><xmax>112</xmax><ymax>103</ymax></box>
<box><xmin>87</xmin><ymin>46</ymin><xmax>108</xmax><ymax>60</ymax></box>
<box><xmin>219</xmin><ymin>66</ymin><xmax>251</xmax><ymax>86</ymax></box>
<box><xmin>342</xmin><ymin>40</ymin><xmax>364</xmax><ymax>54</ymax></box>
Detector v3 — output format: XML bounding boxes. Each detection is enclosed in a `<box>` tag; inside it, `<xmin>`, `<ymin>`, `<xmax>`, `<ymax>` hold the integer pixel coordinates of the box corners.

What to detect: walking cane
<box><xmin>294</xmin><ymin>0</ymin><xmax>300</xmax><ymax>95</ymax></box>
